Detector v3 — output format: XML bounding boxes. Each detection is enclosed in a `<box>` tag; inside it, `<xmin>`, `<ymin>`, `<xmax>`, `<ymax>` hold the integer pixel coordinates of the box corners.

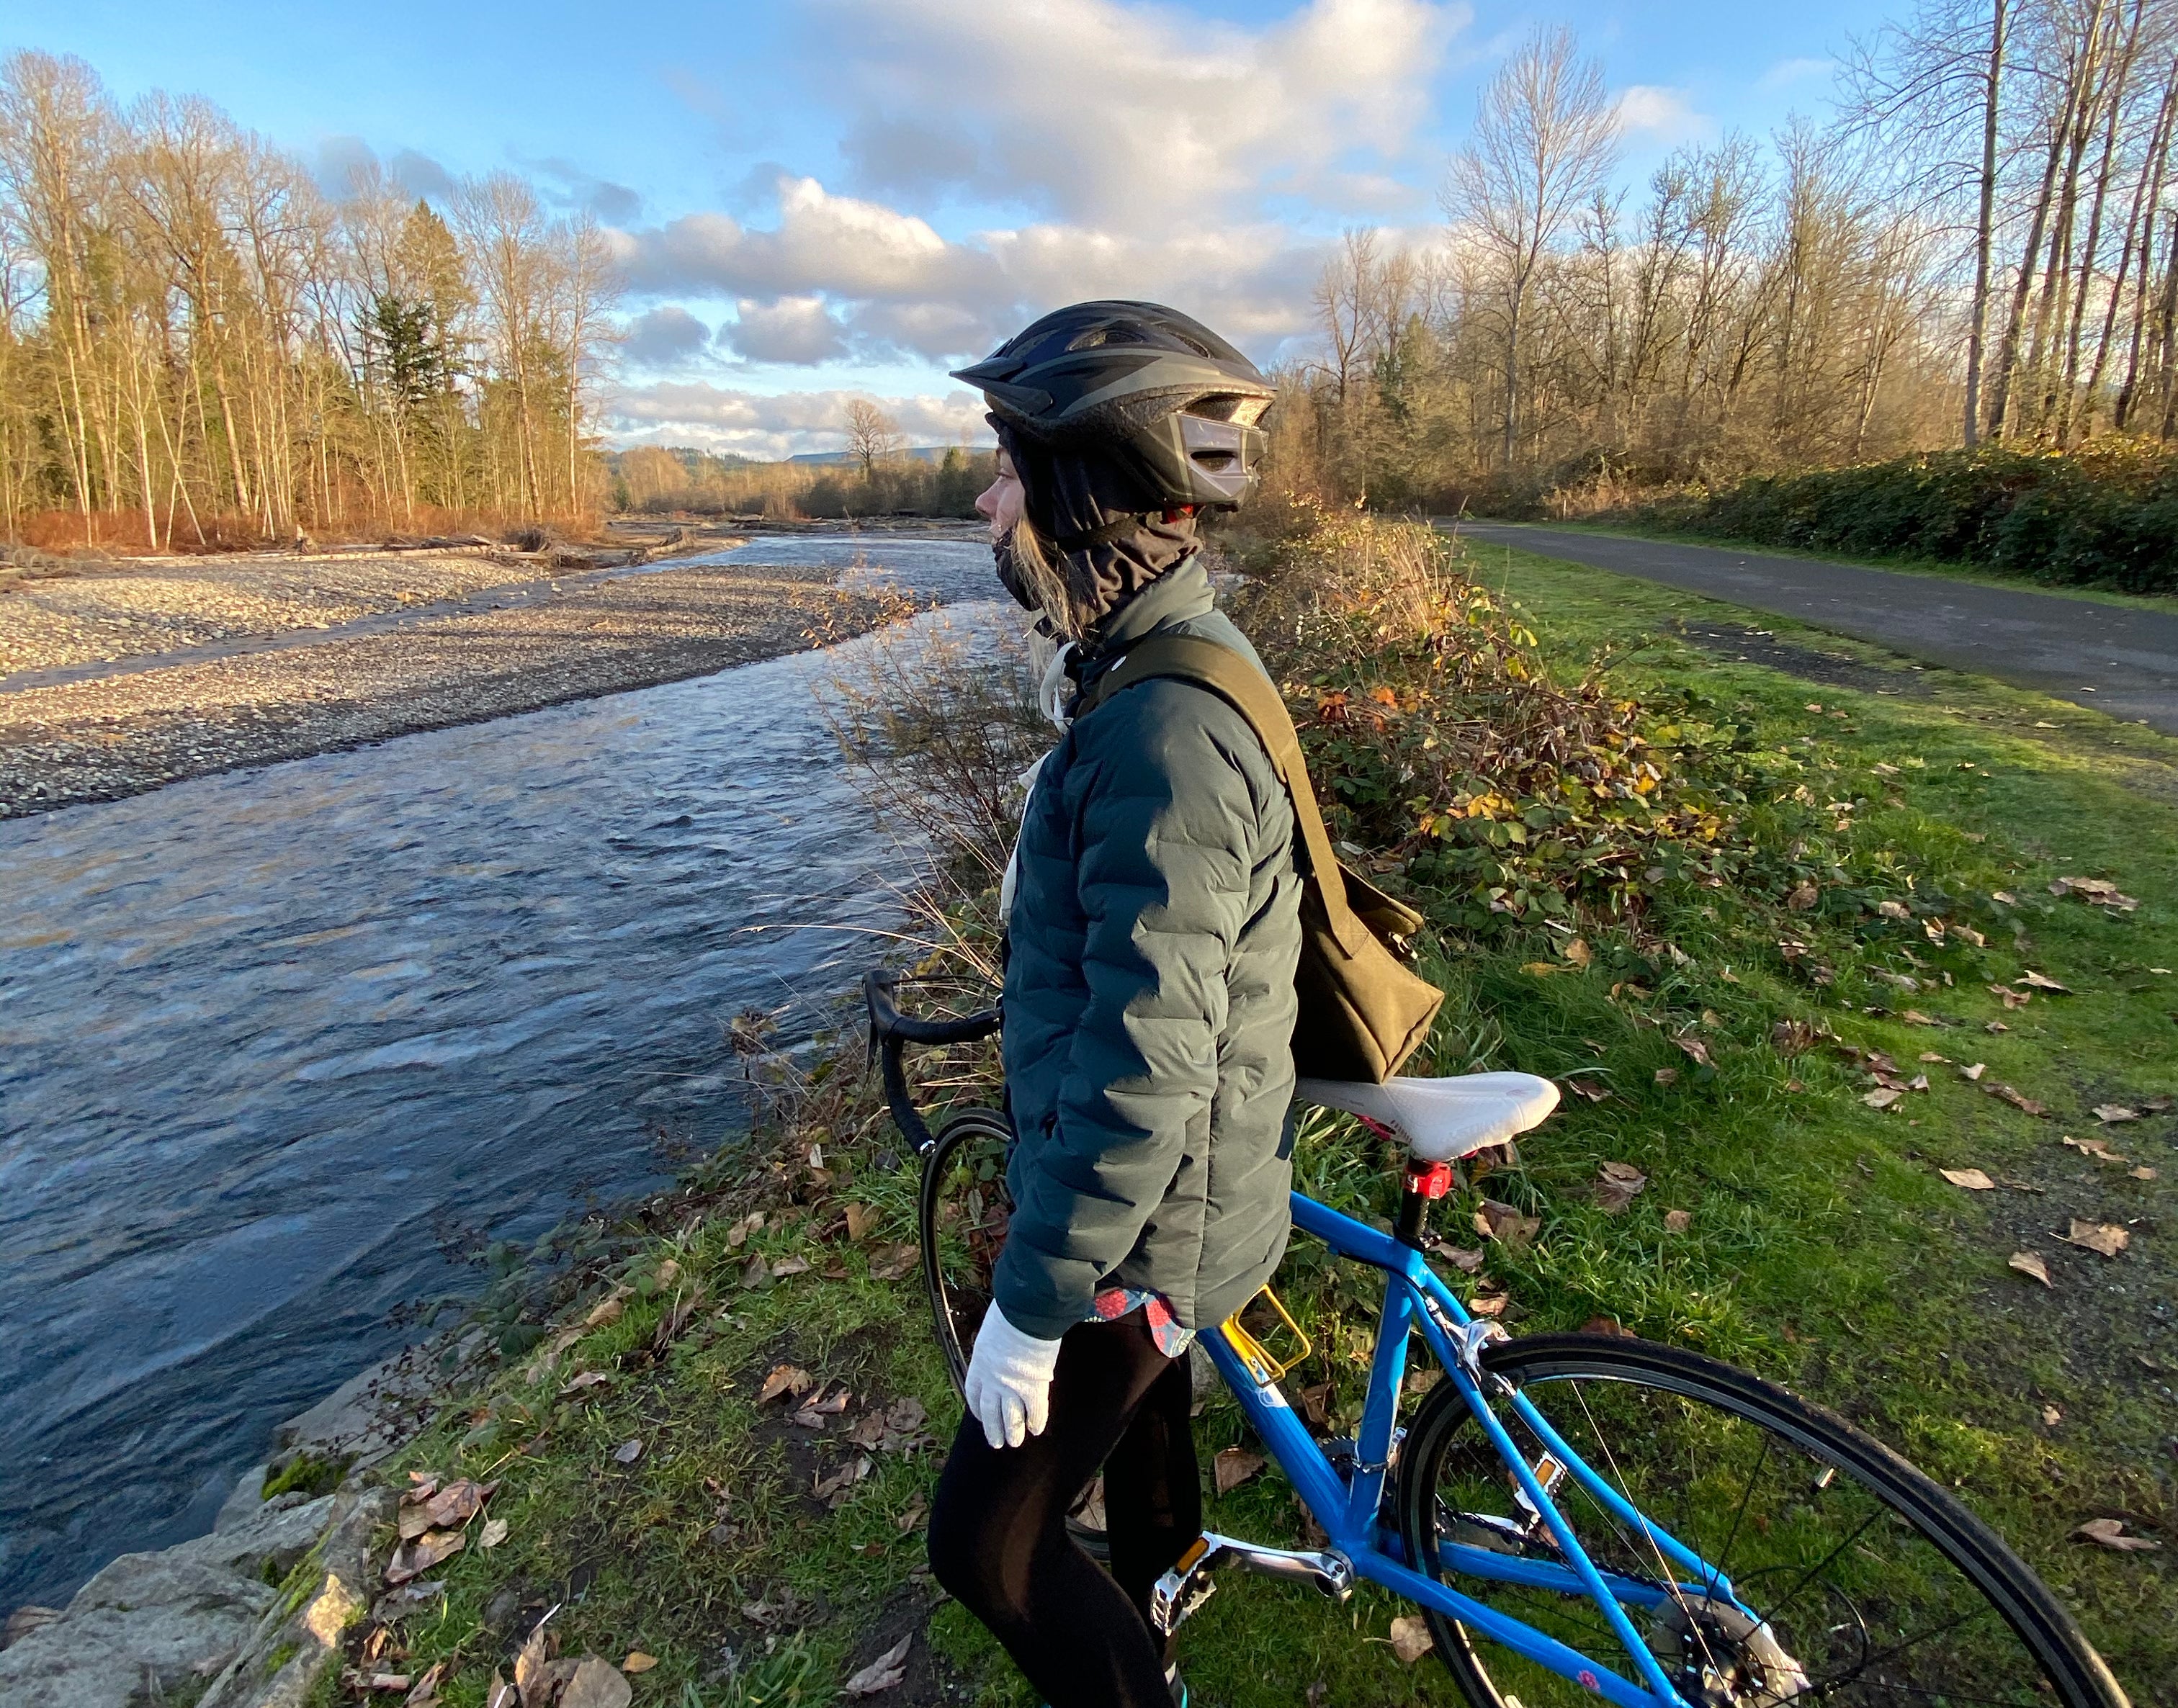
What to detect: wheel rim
<box><xmin>1401</xmin><ymin>1337</ymin><xmax>2122</xmax><ymax>1708</ymax></box>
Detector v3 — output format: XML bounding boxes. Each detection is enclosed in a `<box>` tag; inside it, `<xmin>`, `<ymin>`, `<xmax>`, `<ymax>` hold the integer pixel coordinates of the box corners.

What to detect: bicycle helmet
<box><xmin>951</xmin><ymin>300</ymin><xmax>1275</xmax><ymax>524</ymax></box>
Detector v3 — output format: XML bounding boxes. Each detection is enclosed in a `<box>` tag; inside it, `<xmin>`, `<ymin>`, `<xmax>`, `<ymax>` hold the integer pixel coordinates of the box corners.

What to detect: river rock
<box><xmin>0</xmin><ymin>1485</ymin><xmax>391</xmax><ymax>1708</ymax></box>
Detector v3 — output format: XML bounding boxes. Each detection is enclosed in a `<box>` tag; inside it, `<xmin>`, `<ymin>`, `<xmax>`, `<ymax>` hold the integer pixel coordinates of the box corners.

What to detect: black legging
<box><xmin>927</xmin><ymin>1308</ymin><xmax>1201</xmax><ymax>1708</ymax></box>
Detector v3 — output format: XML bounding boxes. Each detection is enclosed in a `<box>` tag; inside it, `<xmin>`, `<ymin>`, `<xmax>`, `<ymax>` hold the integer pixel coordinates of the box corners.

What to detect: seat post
<box><xmin>1395</xmin><ymin>1158</ymin><xmax>1455</xmax><ymax>1248</ymax></box>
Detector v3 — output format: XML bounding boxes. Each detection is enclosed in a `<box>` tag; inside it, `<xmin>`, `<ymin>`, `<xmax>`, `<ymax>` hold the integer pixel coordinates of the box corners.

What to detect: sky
<box><xmin>4</xmin><ymin>0</ymin><xmax>1899</xmax><ymax>459</ymax></box>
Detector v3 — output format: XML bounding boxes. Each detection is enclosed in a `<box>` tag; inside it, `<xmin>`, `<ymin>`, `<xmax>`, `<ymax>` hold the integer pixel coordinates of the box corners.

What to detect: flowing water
<box><xmin>0</xmin><ymin>535</ymin><xmax>1000</xmax><ymax>1609</ymax></box>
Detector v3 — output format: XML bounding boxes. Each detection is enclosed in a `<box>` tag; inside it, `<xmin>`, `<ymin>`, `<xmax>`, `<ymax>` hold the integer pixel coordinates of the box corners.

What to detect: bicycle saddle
<box><xmin>1296</xmin><ymin>1073</ymin><xmax>1561</xmax><ymax>1161</ymax></box>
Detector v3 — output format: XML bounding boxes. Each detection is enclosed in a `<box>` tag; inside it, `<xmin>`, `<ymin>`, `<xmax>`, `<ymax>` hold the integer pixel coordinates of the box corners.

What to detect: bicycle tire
<box><xmin>1396</xmin><ymin>1332</ymin><xmax>2129</xmax><ymax>1708</ymax></box>
<box><xmin>918</xmin><ymin>1106</ymin><xmax>1015</xmax><ymax>1397</ymax></box>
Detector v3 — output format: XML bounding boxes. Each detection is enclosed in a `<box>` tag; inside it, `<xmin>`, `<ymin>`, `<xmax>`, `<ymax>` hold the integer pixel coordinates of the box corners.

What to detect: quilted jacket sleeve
<box><xmin>990</xmin><ymin>680</ymin><xmax>1267</xmax><ymax>1339</ymax></box>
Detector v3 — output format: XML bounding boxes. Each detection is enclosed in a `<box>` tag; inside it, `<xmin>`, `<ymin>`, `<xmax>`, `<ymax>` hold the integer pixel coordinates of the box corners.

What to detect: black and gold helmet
<box><xmin>951</xmin><ymin>300</ymin><xmax>1275</xmax><ymax>513</ymax></box>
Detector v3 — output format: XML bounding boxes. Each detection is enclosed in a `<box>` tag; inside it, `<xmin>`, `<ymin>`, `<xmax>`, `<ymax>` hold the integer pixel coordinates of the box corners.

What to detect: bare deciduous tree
<box><xmin>844</xmin><ymin>399</ymin><xmax>904</xmax><ymax>479</ymax></box>
<box><xmin>1443</xmin><ymin>27</ymin><xmax>1621</xmax><ymax>467</ymax></box>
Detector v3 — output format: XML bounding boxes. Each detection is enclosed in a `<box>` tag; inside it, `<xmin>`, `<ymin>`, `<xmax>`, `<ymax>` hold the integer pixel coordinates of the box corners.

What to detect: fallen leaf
<box><xmin>1785</xmin><ymin>882</ymin><xmax>1819</xmax><ymax>912</ymax></box>
<box><xmin>2063</xmin><ymin>1134</ymin><xmax>2126</xmax><ymax>1162</ymax></box>
<box><xmin>622</xmin><ymin>1653</ymin><xmax>658</xmax><ymax>1675</ymax></box>
<box><xmin>1580</xmin><ymin>1316</ymin><xmax>1635</xmax><ymax>1338</ymax></box>
<box><xmin>2093</xmin><ymin>1105</ymin><xmax>2141</xmax><ymax>1124</ymax></box>
<box><xmin>843</xmin><ymin>1635</ymin><xmax>914</xmax><ymax>1696</ymax></box>
<box><xmin>1985</xmin><ymin>1083</ymin><xmax>2048</xmax><ymax>1116</ymax></box>
<box><xmin>2049</xmin><ymin>876</ymin><xmax>2140</xmax><ymax>912</ymax></box>
<box><xmin>479</xmin><ymin>1517</ymin><xmax>509</xmax><ymax>1550</ymax></box>
<box><xmin>1389</xmin><ymin>1614</ymin><xmax>1434</xmax><ymax>1664</ymax></box>
<box><xmin>1519</xmin><ymin>961</ymin><xmax>1560</xmax><ymax>978</ymax></box>
<box><xmin>1961</xmin><ymin>1062</ymin><xmax>1986</xmax><ymax>1081</ymax></box>
<box><xmin>559</xmin><ymin>1370</ymin><xmax>611</xmax><ymax>1401</ymax></box>
<box><xmin>1878</xmin><ymin>899</ymin><xmax>1912</xmax><ymax>921</ymax></box>
<box><xmin>2072</xmin><ymin>1517</ymin><xmax>2161</xmax><ymax>1552</ymax></box>
<box><xmin>771</xmin><ymin>1255</ymin><xmax>812</xmax><ymax>1277</ymax></box>
<box><xmin>612</xmin><ymin>1438</ymin><xmax>644</xmax><ymax>1465</ymax></box>
<box><xmin>1595</xmin><ymin>1161</ymin><xmax>1647</xmax><ymax>1213</ymax></box>
<box><xmin>2130</xmin><ymin>1166</ymin><xmax>2159</xmax><ymax>1180</ymax></box>
<box><xmin>1863</xmin><ymin>1088</ymin><xmax>1903</xmax><ymax>1110</ymax></box>
<box><xmin>2008</xmin><ymin>1251</ymin><xmax>2053</xmax><ymax>1287</ymax></box>
<box><xmin>740</xmin><ymin>1254</ymin><xmax>771</xmax><ymax>1290</ymax></box>
<box><xmin>398</xmin><ymin>1478</ymin><xmax>494</xmax><ymax>1540</ymax></box>
<box><xmin>511</xmin><ymin>1620</ymin><xmax>553</xmax><ymax>1705</ymax></box>
<box><xmin>1674</xmin><ymin>1035</ymin><xmax>1713</xmax><ymax>1069</ymax></box>
<box><xmin>1653</xmin><ymin>1068</ymin><xmax>1680</xmax><ymax>1087</ymax></box>
<box><xmin>383</xmin><ymin>1529</ymin><xmax>466</xmax><ymax>1585</ymax></box>
<box><xmin>1986</xmin><ymin>1020</ymin><xmax>2009</xmax><ymax>1034</ymax></box>
<box><xmin>1992</xmin><ymin>890</ymin><xmax>2018</xmax><ymax>904</ymax></box>
<box><xmin>1940</xmin><ymin>1167</ymin><xmax>1996</xmax><ymax>1190</ymax></box>
<box><xmin>1953</xmin><ymin>925</ymin><xmax>1987</xmax><ymax>948</ymax></box>
<box><xmin>1919</xmin><ymin>1051</ymin><xmax>1949</xmax><ymax>1063</ymax></box>
<box><xmin>1214</xmin><ymin>1447</ymin><xmax>1268</xmax><ymax>1494</ymax></box>
<box><xmin>2061</xmin><ymin>1220</ymin><xmax>2129</xmax><ymax>1257</ymax></box>
<box><xmin>1423</xmin><ymin>1235</ymin><xmax>1486</xmax><ymax>1273</ymax></box>
<box><xmin>1900</xmin><ymin>1010</ymin><xmax>1937</xmax><ymax>1027</ymax></box>
<box><xmin>1990</xmin><ymin>984</ymin><xmax>2031</xmax><ymax>1010</ymax></box>
<box><xmin>2017</xmin><ymin>971</ymin><xmax>2070</xmax><ymax>992</ymax></box>
<box><xmin>404</xmin><ymin>1661</ymin><xmax>447</xmax><ymax>1705</ymax></box>
<box><xmin>1562</xmin><ymin>1077</ymin><xmax>1610</xmax><ymax>1102</ymax></box>
<box><xmin>868</xmin><ymin>1244</ymin><xmax>920</xmax><ymax>1282</ymax></box>
<box><xmin>1474</xmin><ymin>1200</ymin><xmax>1541</xmax><ymax>1250</ymax></box>
<box><xmin>843</xmin><ymin>1203</ymin><xmax>881</xmax><ymax>1242</ymax></box>
<box><xmin>583</xmin><ymin>1292</ymin><xmax>628</xmax><ymax>1329</ymax></box>
<box><xmin>758</xmin><ymin>1364</ymin><xmax>815</xmax><ymax>1404</ymax></box>
<box><xmin>485</xmin><ymin>1670</ymin><xmax>515</xmax><ymax>1708</ymax></box>
<box><xmin>560</xmin><ymin>1655</ymin><xmax>634</xmax><ymax>1708</ymax></box>
<box><xmin>1770</xmin><ymin>1018</ymin><xmax>1819</xmax><ymax>1056</ymax></box>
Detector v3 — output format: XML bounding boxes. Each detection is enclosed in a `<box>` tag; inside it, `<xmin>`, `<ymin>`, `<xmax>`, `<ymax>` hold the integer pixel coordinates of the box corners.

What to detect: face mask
<box><xmin>992</xmin><ymin>531</ymin><xmax>1041</xmax><ymax>613</ymax></box>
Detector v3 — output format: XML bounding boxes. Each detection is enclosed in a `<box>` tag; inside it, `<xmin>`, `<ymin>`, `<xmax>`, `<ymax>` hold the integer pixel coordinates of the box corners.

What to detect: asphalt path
<box><xmin>1454</xmin><ymin>522</ymin><xmax>2178</xmax><ymax>736</ymax></box>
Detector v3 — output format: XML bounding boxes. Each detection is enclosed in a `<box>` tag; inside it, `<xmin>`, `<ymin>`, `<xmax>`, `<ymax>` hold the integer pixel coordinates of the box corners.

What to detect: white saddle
<box><xmin>1296</xmin><ymin>1073</ymin><xmax>1561</xmax><ymax>1163</ymax></box>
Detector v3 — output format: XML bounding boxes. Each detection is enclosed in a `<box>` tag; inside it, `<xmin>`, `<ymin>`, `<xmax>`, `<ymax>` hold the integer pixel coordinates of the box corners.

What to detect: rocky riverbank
<box><xmin>0</xmin><ymin>1336</ymin><xmax>465</xmax><ymax>1708</ymax></box>
<box><xmin>1</xmin><ymin>546</ymin><xmax>919</xmax><ymax>818</ymax></box>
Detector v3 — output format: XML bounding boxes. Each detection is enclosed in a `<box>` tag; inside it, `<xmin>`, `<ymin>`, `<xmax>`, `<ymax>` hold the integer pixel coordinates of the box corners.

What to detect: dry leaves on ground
<box><xmin>1984</xmin><ymin>1083</ymin><xmax>2048</xmax><ymax>1116</ymax></box>
<box><xmin>867</xmin><ymin>1243</ymin><xmax>920</xmax><ymax>1282</ymax></box>
<box><xmin>1594</xmin><ymin>1161</ymin><xmax>1647</xmax><ymax>1213</ymax></box>
<box><xmin>758</xmin><ymin>1364</ymin><xmax>815</xmax><ymax>1405</ymax></box>
<box><xmin>1474</xmin><ymin>1200</ymin><xmax>1541</xmax><ymax>1251</ymax></box>
<box><xmin>2093</xmin><ymin>1105</ymin><xmax>2141</xmax><ymax>1124</ymax></box>
<box><xmin>1214</xmin><ymin>1447</ymin><xmax>1267</xmax><ymax>1494</ymax></box>
<box><xmin>1653</xmin><ymin>1068</ymin><xmax>1679</xmax><ymax>1087</ymax></box>
<box><xmin>843</xmin><ymin>1635</ymin><xmax>914</xmax><ymax>1696</ymax></box>
<box><xmin>1389</xmin><ymin>1615</ymin><xmax>1434</xmax><ymax>1663</ymax></box>
<box><xmin>1940</xmin><ymin>1168</ymin><xmax>1996</xmax><ymax>1190</ymax></box>
<box><xmin>1990</xmin><ymin>984</ymin><xmax>2032</xmax><ymax>1010</ymax></box>
<box><xmin>2065</xmin><ymin>1134</ymin><xmax>2130</xmax><ymax>1164</ymax></box>
<box><xmin>621</xmin><ymin>1653</ymin><xmax>657</xmax><ymax>1676</ymax></box>
<box><xmin>2072</xmin><ymin>1518</ymin><xmax>2160</xmax><ymax>1552</ymax></box>
<box><xmin>559</xmin><ymin>1657</ymin><xmax>634</xmax><ymax>1708</ymax></box>
<box><xmin>398</xmin><ymin>1476</ymin><xmax>495</xmax><ymax>1540</ymax></box>
<box><xmin>385</xmin><ymin>1526</ymin><xmax>467</xmax><ymax>1586</ymax></box>
<box><xmin>1960</xmin><ymin>1062</ymin><xmax>1986</xmax><ymax>1081</ymax></box>
<box><xmin>1422</xmin><ymin>1234</ymin><xmax>1486</xmax><ymax>1273</ymax></box>
<box><xmin>2061</xmin><ymin>1220</ymin><xmax>2130</xmax><ymax>1257</ymax></box>
<box><xmin>1863</xmin><ymin>1088</ymin><xmax>1903</xmax><ymax>1110</ymax></box>
<box><xmin>843</xmin><ymin>1203</ymin><xmax>881</xmax><ymax>1241</ymax></box>
<box><xmin>2017</xmin><ymin>971</ymin><xmax>2070</xmax><ymax>993</ymax></box>
<box><xmin>2049</xmin><ymin>876</ymin><xmax>2139</xmax><ymax>912</ymax></box>
<box><xmin>2008</xmin><ymin>1251</ymin><xmax>2053</xmax><ymax>1287</ymax></box>
<box><xmin>1673</xmin><ymin>1035</ymin><xmax>1713</xmax><ymax>1069</ymax></box>
<box><xmin>791</xmin><ymin>1385</ymin><xmax>853</xmax><ymax>1429</ymax></box>
<box><xmin>479</xmin><ymin>1517</ymin><xmax>510</xmax><ymax>1550</ymax></box>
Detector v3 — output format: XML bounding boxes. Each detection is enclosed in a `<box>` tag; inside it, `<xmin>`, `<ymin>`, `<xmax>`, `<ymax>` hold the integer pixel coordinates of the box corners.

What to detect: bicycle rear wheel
<box><xmin>1397</xmin><ymin>1333</ymin><xmax>2129</xmax><ymax>1708</ymax></box>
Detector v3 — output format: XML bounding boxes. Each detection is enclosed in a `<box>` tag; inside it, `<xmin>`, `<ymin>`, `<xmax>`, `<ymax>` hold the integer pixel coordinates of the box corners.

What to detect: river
<box><xmin>0</xmin><ymin>535</ymin><xmax>1001</xmax><ymax>1610</ymax></box>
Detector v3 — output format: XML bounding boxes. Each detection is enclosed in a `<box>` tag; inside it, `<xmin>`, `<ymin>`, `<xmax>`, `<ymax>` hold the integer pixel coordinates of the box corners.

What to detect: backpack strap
<box><xmin>1077</xmin><ymin>634</ymin><xmax>1373</xmax><ymax>959</ymax></box>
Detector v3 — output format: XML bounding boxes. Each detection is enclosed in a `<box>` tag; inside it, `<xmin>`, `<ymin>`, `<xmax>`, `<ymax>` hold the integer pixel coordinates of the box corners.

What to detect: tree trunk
<box><xmin>1966</xmin><ymin>0</ymin><xmax>2009</xmax><ymax>446</ymax></box>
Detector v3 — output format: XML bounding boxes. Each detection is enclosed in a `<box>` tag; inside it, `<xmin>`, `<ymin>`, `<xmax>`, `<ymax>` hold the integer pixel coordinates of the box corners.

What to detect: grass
<box><xmin>345</xmin><ymin>539</ymin><xmax>2175</xmax><ymax>1708</ymax></box>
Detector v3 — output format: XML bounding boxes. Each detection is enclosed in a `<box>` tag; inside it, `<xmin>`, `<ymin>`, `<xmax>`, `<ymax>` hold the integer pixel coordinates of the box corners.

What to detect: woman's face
<box><xmin>976</xmin><ymin>448</ymin><xmax>1025</xmax><ymax>543</ymax></box>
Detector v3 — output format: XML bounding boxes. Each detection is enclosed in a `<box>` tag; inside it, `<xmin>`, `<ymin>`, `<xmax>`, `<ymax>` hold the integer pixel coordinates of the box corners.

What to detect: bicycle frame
<box><xmin>1205</xmin><ymin>1189</ymin><xmax>1742</xmax><ymax>1708</ymax></box>
<box><xmin>864</xmin><ymin>972</ymin><xmax>1735</xmax><ymax>1708</ymax></box>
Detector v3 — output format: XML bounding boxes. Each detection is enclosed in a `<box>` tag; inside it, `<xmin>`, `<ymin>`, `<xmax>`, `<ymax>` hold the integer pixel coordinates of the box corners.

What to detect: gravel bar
<box><xmin>1</xmin><ymin>559</ymin><xmax>908</xmax><ymax>819</ymax></box>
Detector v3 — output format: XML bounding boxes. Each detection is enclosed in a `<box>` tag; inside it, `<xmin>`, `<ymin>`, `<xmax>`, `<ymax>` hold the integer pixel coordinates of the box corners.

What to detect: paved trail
<box><xmin>1456</xmin><ymin>523</ymin><xmax>2178</xmax><ymax>736</ymax></box>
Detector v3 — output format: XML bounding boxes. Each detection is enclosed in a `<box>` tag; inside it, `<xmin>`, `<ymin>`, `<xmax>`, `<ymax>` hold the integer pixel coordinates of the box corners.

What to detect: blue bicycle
<box><xmin>866</xmin><ymin>972</ymin><xmax>2130</xmax><ymax>1708</ymax></box>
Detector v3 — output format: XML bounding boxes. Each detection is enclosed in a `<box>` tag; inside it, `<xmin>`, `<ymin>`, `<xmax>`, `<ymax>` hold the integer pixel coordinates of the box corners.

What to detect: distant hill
<box><xmin>788</xmin><ymin>445</ymin><xmax>987</xmax><ymax>467</ymax></box>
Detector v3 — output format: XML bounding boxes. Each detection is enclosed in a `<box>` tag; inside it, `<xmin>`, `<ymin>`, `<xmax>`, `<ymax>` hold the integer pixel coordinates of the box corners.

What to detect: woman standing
<box><xmin>925</xmin><ymin>302</ymin><xmax>1300</xmax><ymax>1708</ymax></box>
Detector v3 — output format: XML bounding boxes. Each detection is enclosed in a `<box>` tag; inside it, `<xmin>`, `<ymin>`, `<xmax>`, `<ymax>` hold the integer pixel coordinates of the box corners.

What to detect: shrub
<box><xmin>1619</xmin><ymin>441</ymin><xmax>2178</xmax><ymax>594</ymax></box>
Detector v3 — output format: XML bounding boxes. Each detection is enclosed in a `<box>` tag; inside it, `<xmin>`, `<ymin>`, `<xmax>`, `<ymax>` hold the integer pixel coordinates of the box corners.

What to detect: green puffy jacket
<box><xmin>995</xmin><ymin>557</ymin><xmax>1303</xmax><ymax>1341</ymax></box>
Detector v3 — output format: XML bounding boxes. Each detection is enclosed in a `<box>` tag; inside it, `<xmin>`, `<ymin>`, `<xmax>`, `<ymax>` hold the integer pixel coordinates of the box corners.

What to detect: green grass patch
<box><xmin>355</xmin><ymin>534</ymin><xmax>2174</xmax><ymax>1708</ymax></box>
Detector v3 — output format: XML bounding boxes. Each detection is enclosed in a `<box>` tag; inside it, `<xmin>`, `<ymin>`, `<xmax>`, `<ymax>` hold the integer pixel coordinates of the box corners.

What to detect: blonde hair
<box><xmin>1002</xmin><ymin>514</ymin><xmax>1090</xmax><ymax>640</ymax></box>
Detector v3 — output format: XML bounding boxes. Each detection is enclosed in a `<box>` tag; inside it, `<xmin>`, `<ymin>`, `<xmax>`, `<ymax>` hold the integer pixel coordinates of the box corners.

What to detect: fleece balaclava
<box><xmin>991</xmin><ymin>417</ymin><xmax>1198</xmax><ymax>638</ymax></box>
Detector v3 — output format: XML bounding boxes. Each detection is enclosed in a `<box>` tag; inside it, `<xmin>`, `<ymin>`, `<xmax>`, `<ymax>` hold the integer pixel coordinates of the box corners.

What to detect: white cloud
<box><xmin>620</xmin><ymin>305</ymin><xmax>714</xmax><ymax>370</ymax></box>
<box><xmin>721</xmin><ymin>295</ymin><xmax>851</xmax><ymax>364</ymax></box>
<box><xmin>1614</xmin><ymin>86</ymin><xmax>1711</xmax><ymax>144</ymax></box>
<box><xmin>810</xmin><ymin>0</ymin><xmax>1464</xmax><ymax>228</ymax></box>
<box><xmin>604</xmin><ymin>382</ymin><xmax>990</xmax><ymax>459</ymax></box>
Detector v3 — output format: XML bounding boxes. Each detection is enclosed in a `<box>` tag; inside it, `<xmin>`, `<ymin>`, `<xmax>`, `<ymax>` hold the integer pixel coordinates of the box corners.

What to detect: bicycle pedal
<box><xmin>1510</xmin><ymin>1452</ymin><xmax>1567</xmax><ymax>1535</ymax></box>
<box><xmin>1150</xmin><ymin>1536</ymin><xmax>1221</xmax><ymax>1636</ymax></box>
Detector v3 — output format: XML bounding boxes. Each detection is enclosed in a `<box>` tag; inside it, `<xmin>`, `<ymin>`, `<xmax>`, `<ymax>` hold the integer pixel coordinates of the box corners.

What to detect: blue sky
<box><xmin>4</xmin><ymin>0</ymin><xmax>1897</xmax><ymax>456</ymax></box>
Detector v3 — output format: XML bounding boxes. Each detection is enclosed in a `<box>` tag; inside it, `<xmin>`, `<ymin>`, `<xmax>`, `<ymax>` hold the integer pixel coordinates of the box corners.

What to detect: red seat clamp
<box><xmin>1404</xmin><ymin>1159</ymin><xmax>1456</xmax><ymax>1200</ymax></box>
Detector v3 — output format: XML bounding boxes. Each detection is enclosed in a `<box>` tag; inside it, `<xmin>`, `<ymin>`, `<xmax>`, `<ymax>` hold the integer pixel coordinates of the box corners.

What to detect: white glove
<box><xmin>963</xmin><ymin>1304</ymin><xmax>1064</xmax><ymax>1449</ymax></box>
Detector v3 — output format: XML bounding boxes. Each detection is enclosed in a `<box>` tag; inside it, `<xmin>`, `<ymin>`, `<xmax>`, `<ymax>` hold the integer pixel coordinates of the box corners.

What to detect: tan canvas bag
<box><xmin>1080</xmin><ymin>634</ymin><xmax>1443</xmax><ymax>1083</ymax></box>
